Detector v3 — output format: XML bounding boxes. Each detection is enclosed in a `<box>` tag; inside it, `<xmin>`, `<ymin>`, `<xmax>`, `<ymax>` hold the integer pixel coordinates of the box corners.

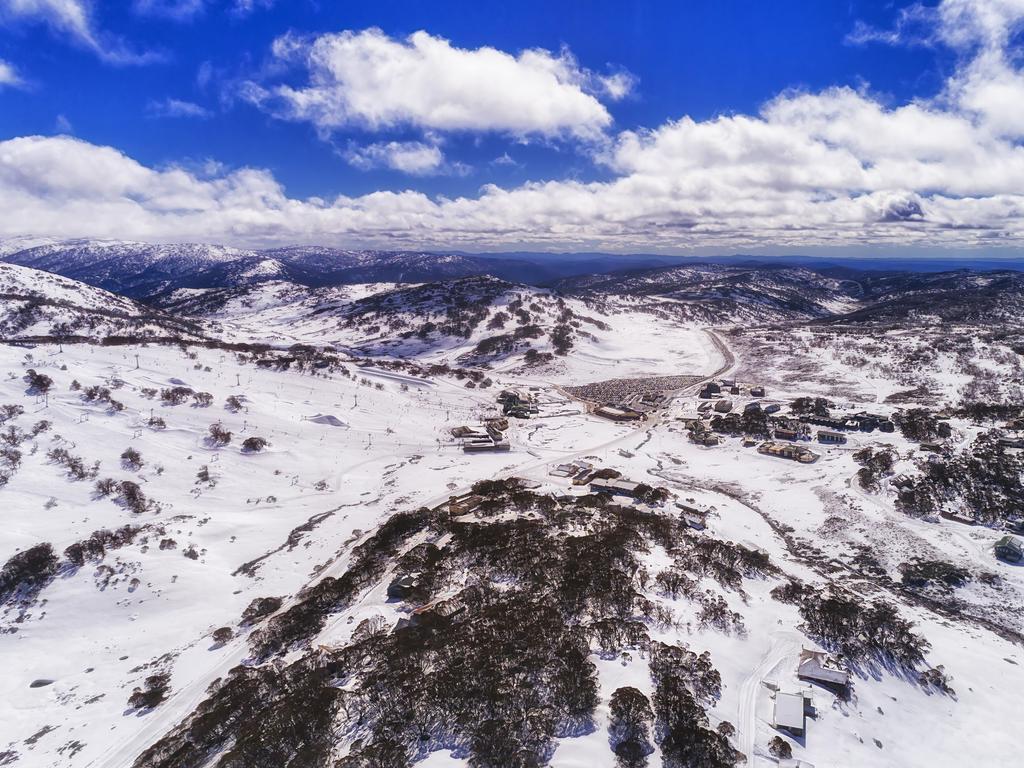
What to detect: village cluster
<box><xmin>444</xmin><ymin>375</ymin><xmax>1024</xmax><ymax>572</ymax></box>
<box><xmin>673</xmin><ymin>378</ymin><xmax>901</xmax><ymax>464</ymax></box>
<box><xmin>447</xmin><ymin>388</ymin><xmax>541</xmax><ymax>452</ymax></box>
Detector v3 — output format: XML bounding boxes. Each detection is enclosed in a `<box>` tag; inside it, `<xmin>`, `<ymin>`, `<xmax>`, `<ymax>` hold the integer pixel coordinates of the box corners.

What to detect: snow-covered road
<box><xmin>737</xmin><ymin>632</ymin><xmax>801</xmax><ymax>766</ymax></box>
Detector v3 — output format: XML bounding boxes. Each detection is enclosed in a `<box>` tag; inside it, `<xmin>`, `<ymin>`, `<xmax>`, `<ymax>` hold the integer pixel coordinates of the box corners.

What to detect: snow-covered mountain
<box><xmin>1</xmin><ymin>256</ymin><xmax>1023</xmax><ymax>768</ymax></box>
<box><xmin>0</xmin><ymin>263</ymin><xmax>209</xmax><ymax>341</ymax></box>
<box><xmin>156</xmin><ymin>275</ymin><xmax>722</xmax><ymax>383</ymax></box>
<box><xmin>0</xmin><ymin>240</ymin><xmax>590</xmax><ymax>298</ymax></box>
<box><xmin>0</xmin><ymin>240</ymin><xmax>259</xmax><ymax>299</ymax></box>
<box><xmin>818</xmin><ymin>269</ymin><xmax>1024</xmax><ymax>325</ymax></box>
<box><xmin>557</xmin><ymin>263</ymin><xmax>861</xmax><ymax>322</ymax></box>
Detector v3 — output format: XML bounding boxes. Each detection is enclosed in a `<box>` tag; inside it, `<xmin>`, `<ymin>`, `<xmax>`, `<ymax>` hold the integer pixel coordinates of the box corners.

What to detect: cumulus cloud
<box><xmin>848</xmin><ymin>0</ymin><xmax>1024</xmax><ymax>50</ymax></box>
<box><xmin>344</xmin><ymin>140</ymin><xmax>448</xmax><ymax>175</ymax></box>
<box><xmin>850</xmin><ymin>1</ymin><xmax>1024</xmax><ymax>144</ymax></box>
<box><xmin>0</xmin><ymin>122</ymin><xmax>1021</xmax><ymax>251</ymax></box>
<box><xmin>1</xmin><ymin>0</ymin><xmax>161</xmax><ymax>64</ymax></box>
<box><xmin>0</xmin><ymin>59</ymin><xmax>24</xmax><ymax>88</ymax></box>
<box><xmin>1</xmin><ymin>1</ymin><xmax>1023</xmax><ymax>252</ymax></box>
<box><xmin>241</xmin><ymin>28</ymin><xmax>624</xmax><ymax>141</ymax></box>
<box><xmin>146</xmin><ymin>98</ymin><xmax>213</xmax><ymax>119</ymax></box>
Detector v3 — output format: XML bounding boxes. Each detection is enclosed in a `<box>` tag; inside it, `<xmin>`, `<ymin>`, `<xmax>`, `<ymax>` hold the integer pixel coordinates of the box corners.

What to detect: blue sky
<box><xmin>0</xmin><ymin>0</ymin><xmax>1022</xmax><ymax>253</ymax></box>
<box><xmin>0</xmin><ymin>1</ymin><xmax>947</xmax><ymax>199</ymax></box>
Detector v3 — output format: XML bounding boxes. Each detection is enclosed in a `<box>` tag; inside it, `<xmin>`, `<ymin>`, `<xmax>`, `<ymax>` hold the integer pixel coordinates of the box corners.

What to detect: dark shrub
<box><xmin>0</xmin><ymin>544</ymin><xmax>58</xmax><ymax>604</ymax></box>
<box><xmin>24</xmin><ymin>369</ymin><xmax>53</xmax><ymax>394</ymax></box>
<box><xmin>241</xmin><ymin>436</ymin><xmax>269</xmax><ymax>453</ymax></box>
<box><xmin>121</xmin><ymin>447</ymin><xmax>144</xmax><ymax>470</ymax></box>
<box><xmin>128</xmin><ymin>673</ymin><xmax>171</xmax><ymax>710</ymax></box>
<box><xmin>768</xmin><ymin>736</ymin><xmax>792</xmax><ymax>759</ymax></box>
<box><xmin>608</xmin><ymin>686</ymin><xmax>654</xmax><ymax>766</ymax></box>
<box><xmin>208</xmin><ymin>423</ymin><xmax>232</xmax><ymax>446</ymax></box>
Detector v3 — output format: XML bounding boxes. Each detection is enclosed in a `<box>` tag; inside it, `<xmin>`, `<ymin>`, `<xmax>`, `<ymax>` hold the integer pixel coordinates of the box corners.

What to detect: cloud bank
<box><xmin>1</xmin><ymin>1</ymin><xmax>1023</xmax><ymax>252</ymax></box>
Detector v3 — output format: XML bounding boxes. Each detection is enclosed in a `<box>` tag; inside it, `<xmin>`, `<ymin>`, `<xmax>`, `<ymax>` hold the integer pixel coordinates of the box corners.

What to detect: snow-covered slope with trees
<box><xmin>1</xmin><ymin>260</ymin><xmax>1022</xmax><ymax>768</ymax></box>
<box><xmin>0</xmin><ymin>264</ymin><xmax>209</xmax><ymax>341</ymax></box>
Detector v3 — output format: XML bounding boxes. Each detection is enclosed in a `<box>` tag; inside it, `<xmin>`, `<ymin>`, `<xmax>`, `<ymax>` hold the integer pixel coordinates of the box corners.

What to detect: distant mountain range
<box><xmin>3</xmin><ymin>238</ymin><xmax>1020</xmax><ymax>303</ymax></box>
<box><xmin>0</xmin><ymin>239</ymin><xmax>684</xmax><ymax>299</ymax></box>
<box><xmin>1</xmin><ymin>239</ymin><xmax>1022</xmax><ymax>353</ymax></box>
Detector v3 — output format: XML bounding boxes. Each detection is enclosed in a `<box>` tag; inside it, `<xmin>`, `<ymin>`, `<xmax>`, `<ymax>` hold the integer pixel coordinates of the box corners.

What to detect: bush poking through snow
<box><xmin>117</xmin><ymin>481</ymin><xmax>152</xmax><ymax>514</ymax></box>
<box><xmin>24</xmin><ymin>369</ymin><xmax>53</xmax><ymax>394</ymax></box>
<box><xmin>241</xmin><ymin>436</ymin><xmax>269</xmax><ymax>453</ymax></box>
<box><xmin>769</xmin><ymin>736</ymin><xmax>792</xmax><ymax>759</ymax></box>
<box><xmin>47</xmin><ymin>447</ymin><xmax>98</xmax><ymax>480</ymax></box>
<box><xmin>241</xmin><ymin>596</ymin><xmax>282</xmax><ymax>625</ymax></box>
<box><xmin>207</xmin><ymin>422</ymin><xmax>232</xmax><ymax>446</ymax></box>
<box><xmin>211</xmin><ymin>627</ymin><xmax>233</xmax><ymax>645</ymax></box>
<box><xmin>0</xmin><ymin>544</ymin><xmax>58</xmax><ymax>605</ymax></box>
<box><xmin>121</xmin><ymin>447</ymin><xmax>144</xmax><ymax>470</ymax></box>
<box><xmin>899</xmin><ymin>560</ymin><xmax>970</xmax><ymax>593</ymax></box>
<box><xmin>160</xmin><ymin>386</ymin><xmax>193</xmax><ymax>405</ymax></box>
<box><xmin>128</xmin><ymin>673</ymin><xmax>171</xmax><ymax>710</ymax></box>
<box><xmin>64</xmin><ymin>526</ymin><xmax>144</xmax><ymax>567</ymax></box>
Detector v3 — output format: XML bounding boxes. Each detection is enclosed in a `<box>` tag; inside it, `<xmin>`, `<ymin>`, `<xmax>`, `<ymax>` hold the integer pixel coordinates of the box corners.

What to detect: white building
<box><xmin>773</xmin><ymin>692</ymin><xmax>806</xmax><ymax>736</ymax></box>
<box><xmin>797</xmin><ymin>649</ymin><xmax>851</xmax><ymax>688</ymax></box>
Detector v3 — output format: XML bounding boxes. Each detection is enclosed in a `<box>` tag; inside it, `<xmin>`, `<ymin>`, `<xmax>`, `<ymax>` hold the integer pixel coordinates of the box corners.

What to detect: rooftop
<box><xmin>774</xmin><ymin>692</ymin><xmax>806</xmax><ymax>731</ymax></box>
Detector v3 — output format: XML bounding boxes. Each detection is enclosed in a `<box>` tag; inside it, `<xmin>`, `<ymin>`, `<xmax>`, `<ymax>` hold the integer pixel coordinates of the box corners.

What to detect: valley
<box><xmin>0</xmin><ymin>243</ymin><xmax>1021</xmax><ymax>768</ymax></box>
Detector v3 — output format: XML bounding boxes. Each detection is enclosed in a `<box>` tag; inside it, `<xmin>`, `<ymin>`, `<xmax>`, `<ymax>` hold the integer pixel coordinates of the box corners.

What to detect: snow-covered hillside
<box><xmin>0</xmin><ymin>240</ymin><xmax>258</xmax><ymax>298</ymax></box>
<box><xmin>0</xmin><ymin>264</ymin><xmax>208</xmax><ymax>342</ymax></box>
<box><xmin>158</xmin><ymin>275</ymin><xmax>721</xmax><ymax>384</ymax></box>
<box><xmin>1</xmin><ymin>262</ymin><xmax>1023</xmax><ymax>768</ymax></box>
<box><xmin>558</xmin><ymin>264</ymin><xmax>861</xmax><ymax>323</ymax></box>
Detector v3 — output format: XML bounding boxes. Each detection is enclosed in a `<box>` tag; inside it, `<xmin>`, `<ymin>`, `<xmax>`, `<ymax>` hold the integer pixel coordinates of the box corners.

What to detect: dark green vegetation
<box><xmin>135</xmin><ymin>480</ymin><xmax>767</xmax><ymax>768</ymax></box>
<box><xmin>896</xmin><ymin>430</ymin><xmax>1024</xmax><ymax>526</ymax></box>
<box><xmin>0</xmin><ymin>544</ymin><xmax>58</xmax><ymax>605</ymax></box>
<box><xmin>771</xmin><ymin>582</ymin><xmax>932</xmax><ymax>670</ymax></box>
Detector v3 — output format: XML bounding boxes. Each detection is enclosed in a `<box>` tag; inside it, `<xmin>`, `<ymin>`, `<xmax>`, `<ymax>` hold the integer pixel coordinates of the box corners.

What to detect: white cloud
<box><xmin>1</xmin><ymin>0</ymin><xmax>160</xmax><ymax>64</ymax></box>
<box><xmin>847</xmin><ymin>0</ymin><xmax>1024</xmax><ymax>50</ymax></box>
<box><xmin>0</xmin><ymin>59</ymin><xmax>24</xmax><ymax>88</ymax></box>
<box><xmin>242</xmin><ymin>28</ymin><xmax>623</xmax><ymax>141</ymax></box>
<box><xmin>932</xmin><ymin>0</ymin><xmax>1024</xmax><ymax>50</ymax></box>
<box><xmin>344</xmin><ymin>140</ymin><xmax>447</xmax><ymax>175</ymax></box>
<box><xmin>54</xmin><ymin>114</ymin><xmax>73</xmax><ymax>133</ymax></box>
<box><xmin>146</xmin><ymin>98</ymin><xmax>213</xmax><ymax>119</ymax></box>
<box><xmin>491</xmin><ymin>152</ymin><xmax>519</xmax><ymax>167</ymax></box>
<box><xmin>0</xmin><ymin>123</ymin><xmax>1021</xmax><ymax>251</ymax></box>
<box><xmin>1</xmin><ymin>1</ymin><xmax>1023</xmax><ymax>252</ymax></box>
<box><xmin>598</xmin><ymin>70</ymin><xmax>637</xmax><ymax>101</ymax></box>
